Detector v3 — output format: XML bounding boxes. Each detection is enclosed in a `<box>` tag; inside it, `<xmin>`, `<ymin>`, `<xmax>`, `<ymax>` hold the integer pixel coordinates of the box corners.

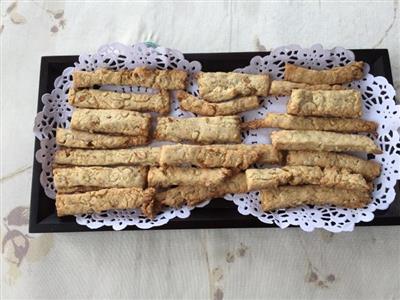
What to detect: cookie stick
<box><xmin>56</xmin><ymin>187</ymin><xmax>158</xmax><ymax>219</ymax></box>
<box><xmin>154</xmin><ymin>116</ymin><xmax>241</xmax><ymax>144</ymax></box>
<box><xmin>56</xmin><ymin>128</ymin><xmax>148</xmax><ymax>149</ymax></box>
<box><xmin>241</xmin><ymin>113</ymin><xmax>377</xmax><ymax>133</ymax></box>
<box><xmin>260</xmin><ymin>186</ymin><xmax>371</xmax><ymax>211</ymax></box>
<box><xmin>69</xmin><ymin>88</ymin><xmax>170</xmax><ymax>115</ymax></box>
<box><xmin>157</xmin><ymin>173</ymin><xmax>248</xmax><ymax>208</ymax></box>
<box><xmin>73</xmin><ymin>67</ymin><xmax>187</xmax><ymax>90</ymax></box>
<box><xmin>148</xmin><ymin>166</ymin><xmax>232</xmax><ymax>188</ymax></box>
<box><xmin>246</xmin><ymin>166</ymin><xmax>370</xmax><ymax>191</ymax></box>
<box><xmin>54</xmin><ymin>147</ymin><xmax>161</xmax><ymax>166</ymax></box>
<box><xmin>269</xmin><ymin>80</ymin><xmax>344</xmax><ymax>96</ymax></box>
<box><xmin>53</xmin><ymin>166</ymin><xmax>148</xmax><ymax>193</ymax></box>
<box><xmin>197</xmin><ymin>72</ymin><xmax>270</xmax><ymax>102</ymax></box>
<box><xmin>176</xmin><ymin>91</ymin><xmax>260</xmax><ymax>116</ymax></box>
<box><xmin>284</xmin><ymin>61</ymin><xmax>364</xmax><ymax>85</ymax></box>
<box><xmin>271</xmin><ymin>130</ymin><xmax>382</xmax><ymax>154</ymax></box>
<box><xmin>287</xmin><ymin>89</ymin><xmax>362</xmax><ymax>118</ymax></box>
<box><xmin>70</xmin><ymin>108</ymin><xmax>151</xmax><ymax>136</ymax></box>
<box><xmin>286</xmin><ymin>151</ymin><xmax>381</xmax><ymax>180</ymax></box>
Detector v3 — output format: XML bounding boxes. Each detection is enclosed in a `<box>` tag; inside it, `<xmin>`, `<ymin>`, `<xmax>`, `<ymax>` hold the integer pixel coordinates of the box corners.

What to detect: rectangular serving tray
<box><xmin>29</xmin><ymin>49</ymin><xmax>400</xmax><ymax>232</ymax></box>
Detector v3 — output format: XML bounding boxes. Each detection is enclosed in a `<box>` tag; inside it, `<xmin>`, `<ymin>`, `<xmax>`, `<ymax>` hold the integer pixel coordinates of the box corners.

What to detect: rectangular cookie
<box><xmin>286</xmin><ymin>150</ymin><xmax>381</xmax><ymax>180</ymax></box>
<box><xmin>53</xmin><ymin>166</ymin><xmax>148</xmax><ymax>193</ymax></box>
<box><xmin>260</xmin><ymin>186</ymin><xmax>371</xmax><ymax>211</ymax></box>
<box><xmin>54</xmin><ymin>147</ymin><xmax>161</xmax><ymax>166</ymax></box>
<box><xmin>157</xmin><ymin>173</ymin><xmax>248</xmax><ymax>208</ymax></box>
<box><xmin>70</xmin><ymin>108</ymin><xmax>151</xmax><ymax>136</ymax></box>
<box><xmin>197</xmin><ymin>72</ymin><xmax>270</xmax><ymax>102</ymax></box>
<box><xmin>148</xmin><ymin>166</ymin><xmax>232</xmax><ymax>188</ymax></box>
<box><xmin>176</xmin><ymin>90</ymin><xmax>259</xmax><ymax>116</ymax></box>
<box><xmin>284</xmin><ymin>61</ymin><xmax>364</xmax><ymax>85</ymax></box>
<box><xmin>68</xmin><ymin>88</ymin><xmax>170</xmax><ymax>115</ymax></box>
<box><xmin>271</xmin><ymin>130</ymin><xmax>382</xmax><ymax>154</ymax></box>
<box><xmin>241</xmin><ymin>113</ymin><xmax>377</xmax><ymax>133</ymax></box>
<box><xmin>154</xmin><ymin>116</ymin><xmax>241</xmax><ymax>144</ymax></box>
<box><xmin>287</xmin><ymin>89</ymin><xmax>362</xmax><ymax>118</ymax></box>
<box><xmin>56</xmin><ymin>187</ymin><xmax>158</xmax><ymax>219</ymax></box>
<box><xmin>73</xmin><ymin>67</ymin><xmax>187</xmax><ymax>90</ymax></box>
<box><xmin>246</xmin><ymin>166</ymin><xmax>369</xmax><ymax>191</ymax></box>
<box><xmin>269</xmin><ymin>80</ymin><xmax>344</xmax><ymax>96</ymax></box>
<box><xmin>56</xmin><ymin>128</ymin><xmax>148</xmax><ymax>149</ymax></box>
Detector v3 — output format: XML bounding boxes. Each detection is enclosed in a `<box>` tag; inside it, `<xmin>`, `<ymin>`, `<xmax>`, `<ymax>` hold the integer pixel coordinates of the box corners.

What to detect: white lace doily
<box><xmin>224</xmin><ymin>44</ymin><xmax>400</xmax><ymax>232</ymax></box>
<box><xmin>34</xmin><ymin>42</ymin><xmax>203</xmax><ymax>230</ymax></box>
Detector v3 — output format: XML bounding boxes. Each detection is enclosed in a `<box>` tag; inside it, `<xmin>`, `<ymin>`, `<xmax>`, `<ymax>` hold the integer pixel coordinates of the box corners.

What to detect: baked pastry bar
<box><xmin>287</xmin><ymin>89</ymin><xmax>362</xmax><ymax>118</ymax></box>
<box><xmin>197</xmin><ymin>72</ymin><xmax>270</xmax><ymax>102</ymax></box>
<box><xmin>157</xmin><ymin>173</ymin><xmax>248</xmax><ymax>208</ymax></box>
<box><xmin>246</xmin><ymin>166</ymin><xmax>369</xmax><ymax>191</ymax></box>
<box><xmin>176</xmin><ymin>91</ymin><xmax>260</xmax><ymax>116</ymax></box>
<box><xmin>54</xmin><ymin>147</ymin><xmax>161</xmax><ymax>166</ymax></box>
<box><xmin>159</xmin><ymin>144</ymin><xmax>282</xmax><ymax>169</ymax></box>
<box><xmin>241</xmin><ymin>113</ymin><xmax>377</xmax><ymax>133</ymax></box>
<box><xmin>154</xmin><ymin>116</ymin><xmax>241</xmax><ymax>144</ymax></box>
<box><xmin>284</xmin><ymin>61</ymin><xmax>364</xmax><ymax>85</ymax></box>
<box><xmin>69</xmin><ymin>88</ymin><xmax>170</xmax><ymax>115</ymax></box>
<box><xmin>286</xmin><ymin>150</ymin><xmax>381</xmax><ymax>180</ymax></box>
<box><xmin>73</xmin><ymin>67</ymin><xmax>187</xmax><ymax>90</ymax></box>
<box><xmin>56</xmin><ymin>128</ymin><xmax>148</xmax><ymax>149</ymax></box>
<box><xmin>56</xmin><ymin>187</ymin><xmax>158</xmax><ymax>218</ymax></box>
<box><xmin>269</xmin><ymin>80</ymin><xmax>343</xmax><ymax>96</ymax></box>
<box><xmin>148</xmin><ymin>166</ymin><xmax>232</xmax><ymax>188</ymax></box>
<box><xmin>260</xmin><ymin>186</ymin><xmax>371</xmax><ymax>211</ymax></box>
<box><xmin>53</xmin><ymin>166</ymin><xmax>148</xmax><ymax>193</ymax></box>
<box><xmin>70</xmin><ymin>108</ymin><xmax>151</xmax><ymax>136</ymax></box>
<box><xmin>271</xmin><ymin>130</ymin><xmax>382</xmax><ymax>154</ymax></box>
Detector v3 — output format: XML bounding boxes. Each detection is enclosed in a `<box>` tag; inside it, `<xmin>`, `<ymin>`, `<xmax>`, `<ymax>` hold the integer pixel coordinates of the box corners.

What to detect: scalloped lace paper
<box><xmin>34</xmin><ymin>43</ymin><xmax>399</xmax><ymax>232</ymax></box>
<box><xmin>224</xmin><ymin>44</ymin><xmax>400</xmax><ymax>232</ymax></box>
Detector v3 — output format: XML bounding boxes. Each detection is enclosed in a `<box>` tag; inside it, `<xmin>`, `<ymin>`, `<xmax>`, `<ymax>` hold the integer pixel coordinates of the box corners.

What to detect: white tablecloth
<box><xmin>1</xmin><ymin>1</ymin><xmax>399</xmax><ymax>299</ymax></box>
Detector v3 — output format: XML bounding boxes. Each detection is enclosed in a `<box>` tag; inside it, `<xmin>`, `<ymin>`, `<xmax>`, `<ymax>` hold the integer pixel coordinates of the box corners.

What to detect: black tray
<box><xmin>29</xmin><ymin>50</ymin><xmax>400</xmax><ymax>233</ymax></box>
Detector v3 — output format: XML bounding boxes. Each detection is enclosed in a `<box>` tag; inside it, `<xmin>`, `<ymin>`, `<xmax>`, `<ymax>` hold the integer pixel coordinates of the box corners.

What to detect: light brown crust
<box><xmin>54</xmin><ymin>147</ymin><xmax>161</xmax><ymax>166</ymax></box>
<box><xmin>241</xmin><ymin>113</ymin><xmax>377</xmax><ymax>133</ymax></box>
<box><xmin>157</xmin><ymin>173</ymin><xmax>248</xmax><ymax>208</ymax></box>
<box><xmin>72</xmin><ymin>67</ymin><xmax>187</xmax><ymax>90</ymax></box>
<box><xmin>148</xmin><ymin>166</ymin><xmax>232</xmax><ymax>188</ymax></box>
<box><xmin>246</xmin><ymin>166</ymin><xmax>370</xmax><ymax>191</ymax></box>
<box><xmin>286</xmin><ymin>150</ymin><xmax>381</xmax><ymax>180</ymax></box>
<box><xmin>260</xmin><ymin>186</ymin><xmax>371</xmax><ymax>211</ymax></box>
<box><xmin>284</xmin><ymin>61</ymin><xmax>364</xmax><ymax>85</ymax></box>
<box><xmin>53</xmin><ymin>166</ymin><xmax>148</xmax><ymax>193</ymax></box>
<box><xmin>197</xmin><ymin>72</ymin><xmax>270</xmax><ymax>102</ymax></box>
<box><xmin>159</xmin><ymin>144</ymin><xmax>282</xmax><ymax>169</ymax></box>
<box><xmin>287</xmin><ymin>89</ymin><xmax>362</xmax><ymax>118</ymax></box>
<box><xmin>176</xmin><ymin>90</ymin><xmax>260</xmax><ymax>116</ymax></box>
<box><xmin>271</xmin><ymin>130</ymin><xmax>382</xmax><ymax>154</ymax></box>
<box><xmin>56</xmin><ymin>128</ymin><xmax>148</xmax><ymax>149</ymax></box>
<box><xmin>269</xmin><ymin>80</ymin><xmax>344</xmax><ymax>96</ymax></box>
<box><xmin>68</xmin><ymin>88</ymin><xmax>170</xmax><ymax>115</ymax></box>
<box><xmin>154</xmin><ymin>116</ymin><xmax>241</xmax><ymax>144</ymax></box>
<box><xmin>56</xmin><ymin>187</ymin><xmax>157</xmax><ymax>218</ymax></box>
<box><xmin>70</xmin><ymin>108</ymin><xmax>151</xmax><ymax>136</ymax></box>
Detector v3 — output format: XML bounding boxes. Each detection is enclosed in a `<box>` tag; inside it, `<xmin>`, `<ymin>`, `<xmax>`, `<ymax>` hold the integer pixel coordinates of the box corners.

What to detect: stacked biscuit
<box><xmin>242</xmin><ymin>62</ymin><xmax>381</xmax><ymax>211</ymax></box>
<box><xmin>53</xmin><ymin>62</ymin><xmax>381</xmax><ymax>219</ymax></box>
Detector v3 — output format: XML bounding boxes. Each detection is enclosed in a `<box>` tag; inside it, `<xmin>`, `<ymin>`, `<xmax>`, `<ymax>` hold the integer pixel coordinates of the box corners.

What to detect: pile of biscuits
<box><xmin>53</xmin><ymin>62</ymin><xmax>381</xmax><ymax>219</ymax></box>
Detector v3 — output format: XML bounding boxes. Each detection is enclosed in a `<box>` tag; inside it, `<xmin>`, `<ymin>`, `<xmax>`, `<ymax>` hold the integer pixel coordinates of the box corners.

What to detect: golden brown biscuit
<box><xmin>287</xmin><ymin>89</ymin><xmax>362</xmax><ymax>118</ymax></box>
<box><xmin>260</xmin><ymin>185</ymin><xmax>371</xmax><ymax>211</ymax></box>
<box><xmin>286</xmin><ymin>150</ymin><xmax>381</xmax><ymax>180</ymax></box>
<box><xmin>269</xmin><ymin>80</ymin><xmax>344</xmax><ymax>96</ymax></box>
<box><xmin>271</xmin><ymin>130</ymin><xmax>382</xmax><ymax>154</ymax></box>
<box><xmin>176</xmin><ymin>90</ymin><xmax>260</xmax><ymax>116</ymax></box>
<box><xmin>197</xmin><ymin>72</ymin><xmax>270</xmax><ymax>102</ymax></box>
<box><xmin>284</xmin><ymin>61</ymin><xmax>364</xmax><ymax>85</ymax></box>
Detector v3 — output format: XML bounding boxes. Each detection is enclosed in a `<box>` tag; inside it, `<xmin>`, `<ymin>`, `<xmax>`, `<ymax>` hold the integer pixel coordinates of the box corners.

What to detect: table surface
<box><xmin>1</xmin><ymin>1</ymin><xmax>399</xmax><ymax>299</ymax></box>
